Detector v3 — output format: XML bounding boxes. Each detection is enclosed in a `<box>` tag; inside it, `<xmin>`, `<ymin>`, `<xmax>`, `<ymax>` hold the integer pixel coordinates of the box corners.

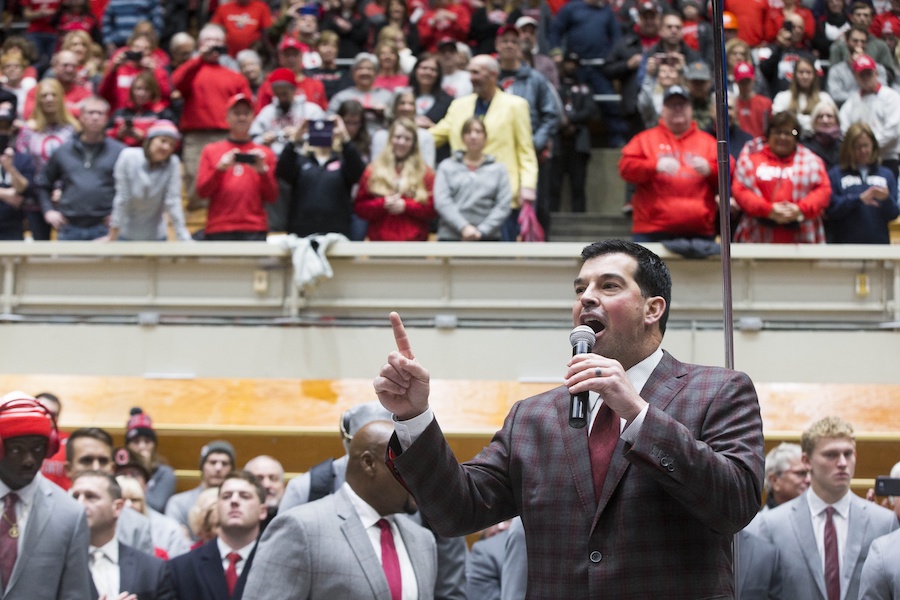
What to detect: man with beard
<box><xmin>243</xmin><ymin>421</ymin><xmax>437</xmax><ymax>599</ymax></box>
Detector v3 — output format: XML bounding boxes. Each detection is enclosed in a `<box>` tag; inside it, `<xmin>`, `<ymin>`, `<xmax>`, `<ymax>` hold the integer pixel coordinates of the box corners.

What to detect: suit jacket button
<box><xmin>590</xmin><ymin>551</ymin><xmax>602</xmax><ymax>563</ymax></box>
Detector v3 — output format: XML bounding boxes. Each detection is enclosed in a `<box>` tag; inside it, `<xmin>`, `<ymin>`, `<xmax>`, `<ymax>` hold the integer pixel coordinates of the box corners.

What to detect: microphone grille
<box><xmin>569</xmin><ymin>325</ymin><xmax>596</xmax><ymax>349</ymax></box>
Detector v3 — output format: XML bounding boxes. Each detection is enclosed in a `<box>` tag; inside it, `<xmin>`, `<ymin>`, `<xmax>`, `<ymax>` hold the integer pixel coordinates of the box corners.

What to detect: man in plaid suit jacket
<box><xmin>374</xmin><ymin>239</ymin><xmax>766</xmax><ymax>598</ymax></box>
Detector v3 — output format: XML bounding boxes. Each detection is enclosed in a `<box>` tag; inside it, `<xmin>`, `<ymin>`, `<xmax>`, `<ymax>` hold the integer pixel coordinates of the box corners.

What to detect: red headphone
<box><xmin>0</xmin><ymin>396</ymin><xmax>61</xmax><ymax>460</ymax></box>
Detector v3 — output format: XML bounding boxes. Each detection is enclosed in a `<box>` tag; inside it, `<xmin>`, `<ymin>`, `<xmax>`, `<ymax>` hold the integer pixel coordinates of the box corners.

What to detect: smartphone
<box><xmin>308</xmin><ymin>119</ymin><xmax>335</xmax><ymax>148</ymax></box>
<box><xmin>124</xmin><ymin>50</ymin><xmax>143</xmax><ymax>62</ymax></box>
<box><xmin>124</xmin><ymin>117</ymin><xmax>134</xmax><ymax>129</ymax></box>
<box><xmin>782</xmin><ymin>21</ymin><xmax>794</xmax><ymax>32</ymax></box>
<box><xmin>0</xmin><ymin>133</ymin><xmax>9</xmax><ymax>151</ymax></box>
<box><xmin>875</xmin><ymin>476</ymin><xmax>900</xmax><ymax>496</ymax></box>
<box><xmin>212</xmin><ymin>45</ymin><xmax>229</xmax><ymax>55</ymax></box>
<box><xmin>234</xmin><ymin>152</ymin><xmax>257</xmax><ymax>164</ymax></box>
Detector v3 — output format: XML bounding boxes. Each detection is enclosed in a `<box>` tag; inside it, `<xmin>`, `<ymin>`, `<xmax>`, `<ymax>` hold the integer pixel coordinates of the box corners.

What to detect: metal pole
<box><xmin>708</xmin><ymin>0</ymin><xmax>739</xmax><ymax>595</ymax></box>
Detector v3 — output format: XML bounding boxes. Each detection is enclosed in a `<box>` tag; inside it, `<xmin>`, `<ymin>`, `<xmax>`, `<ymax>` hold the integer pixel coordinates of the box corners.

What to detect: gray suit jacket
<box><xmin>759</xmin><ymin>491</ymin><xmax>899</xmax><ymax>600</ymax></box>
<box><xmin>164</xmin><ymin>486</ymin><xmax>202</xmax><ymax>537</ymax></box>
<box><xmin>242</xmin><ymin>487</ymin><xmax>438</xmax><ymax>599</ymax></box>
<box><xmin>738</xmin><ymin>529</ymin><xmax>782</xmax><ymax>600</ymax></box>
<box><xmin>466</xmin><ymin>529</ymin><xmax>507</xmax><ymax>600</ymax></box>
<box><xmin>2</xmin><ymin>474</ymin><xmax>92</xmax><ymax>600</ymax></box>
<box><xmin>859</xmin><ymin>528</ymin><xmax>900</xmax><ymax>600</ymax></box>
<box><xmin>117</xmin><ymin>506</ymin><xmax>154</xmax><ymax>555</ymax></box>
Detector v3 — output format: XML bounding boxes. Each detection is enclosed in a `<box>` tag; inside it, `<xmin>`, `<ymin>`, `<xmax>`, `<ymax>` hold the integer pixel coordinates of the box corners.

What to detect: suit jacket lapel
<box><xmin>593</xmin><ymin>353</ymin><xmax>686</xmax><ymax>526</ymax></box>
<box><xmin>791</xmin><ymin>496</ymin><xmax>828</xmax><ymax>600</ymax></box>
<box><xmin>842</xmin><ymin>496</ymin><xmax>868</xmax><ymax>600</ymax></box>
<box><xmin>335</xmin><ymin>489</ymin><xmax>391</xmax><ymax>598</ymax></box>
<box><xmin>118</xmin><ymin>543</ymin><xmax>136</xmax><ymax>594</ymax></box>
<box><xmin>199</xmin><ymin>540</ymin><xmax>230</xmax><ymax>600</ymax></box>
<box><xmin>556</xmin><ymin>387</ymin><xmax>599</xmax><ymax>521</ymax></box>
<box><xmin>8</xmin><ymin>478</ymin><xmax>53</xmax><ymax>591</ymax></box>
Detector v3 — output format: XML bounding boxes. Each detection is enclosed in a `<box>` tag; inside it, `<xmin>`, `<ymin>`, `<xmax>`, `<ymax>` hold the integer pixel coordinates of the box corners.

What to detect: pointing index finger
<box><xmin>390</xmin><ymin>311</ymin><xmax>415</xmax><ymax>359</ymax></box>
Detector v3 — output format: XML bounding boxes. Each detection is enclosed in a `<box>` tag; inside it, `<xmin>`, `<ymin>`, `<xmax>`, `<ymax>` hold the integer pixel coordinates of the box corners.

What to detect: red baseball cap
<box><xmin>852</xmin><ymin>54</ymin><xmax>877</xmax><ymax>73</ymax></box>
<box><xmin>496</xmin><ymin>24</ymin><xmax>519</xmax><ymax>37</ymax></box>
<box><xmin>269</xmin><ymin>67</ymin><xmax>297</xmax><ymax>87</ymax></box>
<box><xmin>733</xmin><ymin>61</ymin><xmax>755</xmax><ymax>82</ymax></box>
<box><xmin>279</xmin><ymin>36</ymin><xmax>305</xmax><ymax>52</ymax></box>
<box><xmin>227</xmin><ymin>93</ymin><xmax>253</xmax><ymax>110</ymax></box>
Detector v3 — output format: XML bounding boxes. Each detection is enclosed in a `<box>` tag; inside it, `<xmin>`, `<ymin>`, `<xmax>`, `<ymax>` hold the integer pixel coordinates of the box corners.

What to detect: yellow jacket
<box><xmin>430</xmin><ymin>89</ymin><xmax>538</xmax><ymax>208</ymax></box>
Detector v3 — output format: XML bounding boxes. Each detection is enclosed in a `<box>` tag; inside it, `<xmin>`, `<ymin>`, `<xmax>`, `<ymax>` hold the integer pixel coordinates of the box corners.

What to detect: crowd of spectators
<box><xmin>0</xmin><ymin>0</ymin><xmax>898</xmax><ymax>243</ymax></box>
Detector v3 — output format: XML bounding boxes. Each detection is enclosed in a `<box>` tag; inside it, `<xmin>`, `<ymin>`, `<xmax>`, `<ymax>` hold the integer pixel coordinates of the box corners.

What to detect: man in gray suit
<box><xmin>0</xmin><ymin>391</ymin><xmax>93</xmax><ymax>600</ymax></box>
<box><xmin>243</xmin><ymin>421</ymin><xmax>438</xmax><ymax>599</ymax></box>
<box><xmin>759</xmin><ymin>416</ymin><xmax>898</xmax><ymax>600</ymax></box>
<box><xmin>859</xmin><ymin>528</ymin><xmax>900</xmax><ymax>599</ymax></box>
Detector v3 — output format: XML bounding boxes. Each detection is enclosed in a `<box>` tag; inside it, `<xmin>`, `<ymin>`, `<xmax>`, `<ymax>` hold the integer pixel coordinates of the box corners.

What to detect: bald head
<box><xmin>345</xmin><ymin>421</ymin><xmax>416</xmax><ymax>516</ymax></box>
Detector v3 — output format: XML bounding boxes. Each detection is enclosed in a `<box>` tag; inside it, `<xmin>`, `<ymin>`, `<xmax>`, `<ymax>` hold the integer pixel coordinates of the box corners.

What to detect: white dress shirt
<box><xmin>216</xmin><ymin>537</ymin><xmax>256</xmax><ymax>579</ymax></box>
<box><xmin>0</xmin><ymin>474</ymin><xmax>40</xmax><ymax>553</ymax></box>
<box><xmin>807</xmin><ymin>488</ymin><xmax>852</xmax><ymax>598</ymax></box>
<box><xmin>89</xmin><ymin>538</ymin><xmax>120</xmax><ymax>598</ymax></box>
<box><xmin>342</xmin><ymin>482</ymin><xmax>418</xmax><ymax>600</ymax></box>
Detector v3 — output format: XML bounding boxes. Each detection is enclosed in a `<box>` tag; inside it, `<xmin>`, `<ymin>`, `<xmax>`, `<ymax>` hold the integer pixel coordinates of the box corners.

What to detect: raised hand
<box><xmin>374</xmin><ymin>312</ymin><xmax>431</xmax><ymax>420</ymax></box>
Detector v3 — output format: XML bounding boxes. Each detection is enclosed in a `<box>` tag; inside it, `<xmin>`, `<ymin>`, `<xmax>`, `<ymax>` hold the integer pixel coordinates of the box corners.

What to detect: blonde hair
<box><xmin>188</xmin><ymin>486</ymin><xmax>220</xmax><ymax>541</ymax></box>
<box><xmin>116</xmin><ymin>475</ymin><xmax>147</xmax><ymax>515</ymax></box>
<box><xmin>368</xmin><ymin>118</ymin><xmax>429</xmax><ymax>203</ymax></box>
<box><xmin>29</xmin><ymin>78</ymin><xmax>81</xmax><ymax>132</ymax></box>
<box><xmin>800</xmin><ymin>416</ymin><xmax>855</xmax><ymax>456</ymax></box>
<box><xmin>61</xmin><ymin>30</ymin><xmax>92</xmax><ymax>61</ymax></box>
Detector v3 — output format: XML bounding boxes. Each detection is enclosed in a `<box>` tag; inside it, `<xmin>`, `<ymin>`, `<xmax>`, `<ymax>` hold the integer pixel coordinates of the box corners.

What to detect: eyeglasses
<box><xmin>784</xmin><ymin>468</ymin><xmax>810</xmax><ymax>478</ymax></box>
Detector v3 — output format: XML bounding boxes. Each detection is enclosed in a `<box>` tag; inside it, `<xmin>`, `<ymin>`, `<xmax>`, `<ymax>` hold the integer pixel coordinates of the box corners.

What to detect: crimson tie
<box><xmin>224</xmin><ymin>551</ymin><xmax>241</xmax><ymax>597</ymax></box>
<box><xmin>377</xmin><ymin>519</ymin><xmax>402</xmax><ymax>600</ymax></box>
<box><xmin>0</xmin><ymin>493</ymin><xmax>18</xmax><ymax>592</ymax></box>
<box><xmin>589</xmin><ymin>402</ymin><xmax>620</xmax><ymax>501</ymax></box>
<box><xmin>824</xmin><ymin>507</ymin><xmax>840</xmax><ymax>600</ymax></box>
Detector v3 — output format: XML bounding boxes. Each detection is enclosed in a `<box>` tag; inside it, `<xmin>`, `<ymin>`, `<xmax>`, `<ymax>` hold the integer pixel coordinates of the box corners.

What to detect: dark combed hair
<box><xmin>66</xmin><ymin>427</ymin><xmax>114</xmax><ymax>463</ymax></box>
<box><xmin>72</xmin><ymin>469</ymin><xmax>122</xmax><ymax>500</ymax></box>
<box><xmin>580</xmin><ymin>240</ymin><xmax>672</xmax><ymax>334</ymax></box>
<box><xmin>221</xmin><ymin>470</ymin><xmax>266</xmax><ymax>504</ymax></box>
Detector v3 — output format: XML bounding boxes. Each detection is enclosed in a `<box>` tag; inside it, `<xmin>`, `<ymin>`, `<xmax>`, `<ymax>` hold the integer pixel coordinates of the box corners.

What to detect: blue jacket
<box><xmin>499</xmin><ymin>63</ymin><xmax>561</xmax><ymax>153</ymax></box>
<box><xmin>549</xmin><ymin>0</ymin><xmax>620</xmax><ymax>60</ymax></box>
<box><xmin>102</xmin><ymin>0</ymin><xmax>164</xmax><ymax>47</ymax></box>
<box><xmin>826</xmin><ymin>164</ymin><xmax>900</xmax><ymax>244</ymax></box>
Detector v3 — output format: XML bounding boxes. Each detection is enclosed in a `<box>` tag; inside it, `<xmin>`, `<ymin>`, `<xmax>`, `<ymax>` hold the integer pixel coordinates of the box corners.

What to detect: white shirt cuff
<box><xmin>621</xmin><ymin>403</ymin><xmax>649</xmax><ymax>445</ymax></box>
<box><xmin>393</xmin><ymin>406</ymin><xmax>434</xmax><ymax>450</ymax></box>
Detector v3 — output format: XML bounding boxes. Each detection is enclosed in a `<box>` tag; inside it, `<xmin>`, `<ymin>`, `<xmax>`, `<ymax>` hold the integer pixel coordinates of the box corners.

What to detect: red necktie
<box><xmin>824</xmin><ymin>507</ymin><xmax>840</xmax><ymax>600</ymax></box>
<box><xmin>377</xmin><ymin>519</ymin><xmax>402</xmax><ymax>600</ymax></box>
<box><xmin>0</xmin><ymin>493</ymin><xmax>18</xmax><ymax>592</ymax></box>
<box><xmin>224</xmin><ymin>551</ymin><xmax>241</xmax><ymax>597</ymax></box>
<box><xmin>589</xmin><ymin>403</ymin><xmax>619</xmax><ymax>501</ymax></box>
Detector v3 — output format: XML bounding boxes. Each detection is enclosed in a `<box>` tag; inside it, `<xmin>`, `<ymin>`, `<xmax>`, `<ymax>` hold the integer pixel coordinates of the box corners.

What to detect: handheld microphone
<box><xmin>568</xmin><ymin>325</ymin><xmax>596</xmax><ymax>429</ymax></box>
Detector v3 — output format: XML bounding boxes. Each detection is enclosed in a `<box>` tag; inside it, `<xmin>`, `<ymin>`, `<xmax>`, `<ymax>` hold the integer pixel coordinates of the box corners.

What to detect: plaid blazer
<box><xmin>391</xmin><ymin>351</ymin><xmax>765</xmax><ymax>599</ymax></box>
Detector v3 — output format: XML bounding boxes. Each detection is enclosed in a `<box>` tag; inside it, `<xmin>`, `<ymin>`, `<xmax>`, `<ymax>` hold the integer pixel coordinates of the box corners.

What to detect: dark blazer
<box><xmin>169</xmin><ymin>539</ymin><xmax>257</xmax><ymax>600</ymax></box>
<box><xmin>390</xmin><ymin>351</ymin><xmax>765</xmax><ymax>599</ymax></box>
<box><xmin>91</xmin><ymin>543</ymin><xmax>176</xmax><ymax>600</ymax></box>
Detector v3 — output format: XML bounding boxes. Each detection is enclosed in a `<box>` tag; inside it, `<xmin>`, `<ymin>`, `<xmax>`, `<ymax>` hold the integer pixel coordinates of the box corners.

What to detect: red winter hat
<box><xmin>125</xmin><ymin>407</ymin><xmax>156</xmax><ymax>443</ymax></box>
<box><xmin>269</xmin><ymin>67</ymin><xmax>297</xmax><ymax>88</ymax></box>
<box><xmin>0</xmin><ymin>392</ymin><xmax>53</xmax><ymax>440</ymax></box>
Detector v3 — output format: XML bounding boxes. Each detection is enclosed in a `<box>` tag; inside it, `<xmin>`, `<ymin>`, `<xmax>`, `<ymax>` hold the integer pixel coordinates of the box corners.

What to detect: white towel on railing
<box><xmin>281</xmin><ymin>233</ymin><xmax>348</xmax><ymax>289</ymax></box>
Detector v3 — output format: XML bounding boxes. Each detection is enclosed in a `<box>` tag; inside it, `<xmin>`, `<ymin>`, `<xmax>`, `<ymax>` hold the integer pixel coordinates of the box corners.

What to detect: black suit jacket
<box><xmin>169</xmin><ymin>538</ymin><xmax>257</xmax><ymax>600</ymax></box>
<box><xmin>90</xmin><ymin>543</ymin><xmax>175</xmax><ymax>600</ymax></box>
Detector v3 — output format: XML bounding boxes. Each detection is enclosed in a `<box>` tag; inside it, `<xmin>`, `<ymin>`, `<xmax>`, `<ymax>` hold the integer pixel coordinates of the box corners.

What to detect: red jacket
<box><xmin>619</xmin><ymin>121</ymin><xmax>720</xmax><ymax>237</ymax></box>
<box><xmin>172</xmin><ymin>57</ymin><xmax>252</xmax><ymax>131</ymax></box>
<box><xmin>98</xmin><ymin>61</ymin><xmax>172</xmax><ymax>113</ymax></box>
<box><xmin>355</xmin><ymin>166</ymin><xmax>436</xmax><ymax>241</ymax></box>
<box><xmin>196</xmin><ymin>139</ymin><xmax>278</xmax><ymax>234</ymax></box>
<box><xmin>764</xmin><ymin>6</ymin><xmax>815</xmax><ymax>44</ymax></box>
<box><xmin>255</xmin><ymin>75</ymin><xmax>327</xmax><ymax>114</ymax></box>
<box><xmin>418</xmin><ymin>3</ymin><xmax>471</xmax><ymax>51</ymax></box>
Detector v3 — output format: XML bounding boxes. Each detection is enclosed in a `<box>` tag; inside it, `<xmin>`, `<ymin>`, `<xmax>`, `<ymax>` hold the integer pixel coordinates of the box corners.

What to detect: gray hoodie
<box><xmin>434</xmin><ymin>151</ymin><xmax>511</xmax><ymax>241</ymax></box>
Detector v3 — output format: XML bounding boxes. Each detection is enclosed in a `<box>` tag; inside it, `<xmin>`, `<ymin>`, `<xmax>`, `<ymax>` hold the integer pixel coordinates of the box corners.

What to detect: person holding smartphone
<box><xmin>97</xmin><ymin>32</ymin><xmax>172</xmax><ymax>113</ymax></box>
<box><xmin>276</xmin><ymin>115</ymin><xmax>366</xmax><ymax>237</ymax></box>
<box><xmin>196</xmin><ymin>94</ymin><xmax>278</xmax><ymax>241</ymax></box>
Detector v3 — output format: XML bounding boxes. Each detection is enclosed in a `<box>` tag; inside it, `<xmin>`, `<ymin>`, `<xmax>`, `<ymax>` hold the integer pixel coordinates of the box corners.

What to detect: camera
<box><xmin>308</xmin><ymin>119</ymin><xmax>334</xmax><ymax>148</ymax></box>
<box><xmin>875</xmin><ymin>476</ymin><xmax>900</xmax><ymax>496</ymax></box>
<box><xmin>234</xmin><ymin>152</ymin><xmax>258</xmax><ymax>164</ymax></box>
<box><xmin>124</xmin><ymin>50</ymin><xmax>143</xmax><ymax>62</ymax></box>
<box><xmin>211</xmin><ymin>45</ymin><xmax>229</xmax><ymax>55</ymax></box>
<box><xmin>782</xmin><ymin>21</ymin><xmax>794</xmax><ymax>32</ymax></box>
<box><xmin>124</xmin><ymin>117</ymin><xmax>134</xmax><ymax>129</ymax></box>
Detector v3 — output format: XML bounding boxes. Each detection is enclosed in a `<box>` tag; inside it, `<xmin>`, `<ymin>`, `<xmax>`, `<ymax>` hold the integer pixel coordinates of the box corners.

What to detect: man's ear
<box><xmin>644</xmin><ymin>296</ymin><xmax>666</xmax><ymax>326</ymax></box>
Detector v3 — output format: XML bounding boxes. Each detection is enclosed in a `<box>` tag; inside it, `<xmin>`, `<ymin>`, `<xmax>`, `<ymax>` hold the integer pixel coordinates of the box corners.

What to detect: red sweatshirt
<box><xmin>355</xmin><ymin>166</ymin><xmax>436</xmax><ymax>241</ymax></box>
<box><xmin>196</xmin><ymin>139</ymin><xmax>278</xmax><ymax>234</ymax></box>
<box><xmin>172</xmin><ymin>57</ymin><xmax>252</xmax><ymax>131</ymax></box>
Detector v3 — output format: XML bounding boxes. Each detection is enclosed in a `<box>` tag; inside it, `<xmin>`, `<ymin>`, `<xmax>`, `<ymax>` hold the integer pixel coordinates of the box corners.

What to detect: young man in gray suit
<box><xmin>759</xmin><ymin>416</ymin><xmax>899</xmax><ymax>600</ymax></box>
<box><xmin>243</xmin><ymin>421</ymin><xmax>438</xmax><ymax>599</ymax></box>
<box><xmin>70</xmin><ymin>470</ymin><xmax>174</xmax><ymax>600</ymax></box>
<box><xmin>0</xmin><ymin>391</ymin><xmax>93</xmax><ymax>600</ymax></box>
<box><xmin>859</xmin><ymin>528</ymin><xmax>900</xmax><ymax>599</ymax></box>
